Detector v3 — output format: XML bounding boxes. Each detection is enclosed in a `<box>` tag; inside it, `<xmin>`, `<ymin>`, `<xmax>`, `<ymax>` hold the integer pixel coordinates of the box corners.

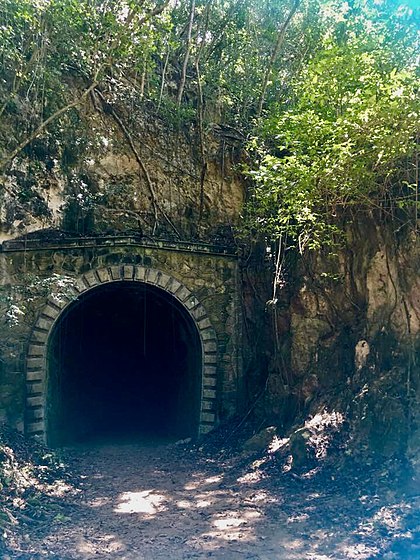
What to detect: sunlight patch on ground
<box><xmin>196</xmin><ymin>498</ymin><xmax>212</xmax><ymax>507</ymax></box>
<box><xmin>195</xmin><ymin>490</ymin><xmax>235</xmax><ymax>506</ymax></box>
<box><xmin>282</xmin><ymin>538</ymin><xmax>305</xmax><ymax>550</ymax></box>
<box><xmin>176</xmin><ymin>499</ymin><xmax>193</xmax><ymax>509</ymax></box>
<box><xmin>212</xmin><ymin>510</ymin><xmax>261</xmax><ymax>530</ymax></box>
<box><xmin>176</xmin><ymin>495</ymin><xmax>216</xmax><ymax>509</ymax></box>
<box><xmin>190</xmin><ymin>509</ymin><xmax>262</xmax><ymax>545</ymax></box>
<box><xmin>359</xmin><ymin>503</ymin><xmax>412</xmax><ymax>536</ymax></box>
<box><xmin>287</xmin><ymin>513</ymin><xmax>309</xmax><ymax>523</ymax></box>
<box><xmin>205</xmin><ymin>475</ymin><xmax>223</xmax><ymax>484</ymax></box>
<box><xmin>212</xmin><ymin>509</ymin><xmax>261</xmax><ymax>530</ymax></box>
<box><xmin>114</xmin><ymin>490</ymin><xmax>166</xmax><ymax>515</ymax></box>
<box><xmin>77</xmin><ymin>534</ymin><xmax>124</xmax><ymax>554</ymax></box>
<box><xmin>213</xmin><ymin>517</ymin><xmax>245</xmax><ymax>529</ymax></box>
<box><xmin>372</xmin><ymin>505</ymin><xmax>404</xmax><ymax>530</ymax></box>
<box><xmin>184</xmin><ymin>480</ymin><xmax>201</xmax><ymax>490</ymax></box>
<box><xmin>237</xmin><ymin>470</ymin><xmax>263</xmax><ymax>484</ymax></box>
<box><xmin>340</xmin><ymin>543</ymin><xmax>380</xmax><ymax>559</ymax></box>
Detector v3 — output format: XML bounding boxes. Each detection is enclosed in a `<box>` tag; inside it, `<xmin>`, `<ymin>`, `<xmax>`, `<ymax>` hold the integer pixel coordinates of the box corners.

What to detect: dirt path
<box><xmin>4</xmin><ymin>440</ymin><xmax>419</xmax><ymax>560</ymax></box>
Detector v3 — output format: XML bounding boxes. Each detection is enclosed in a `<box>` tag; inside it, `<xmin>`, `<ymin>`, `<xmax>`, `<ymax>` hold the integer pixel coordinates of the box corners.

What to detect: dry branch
<box><xmin>257</xmin><ymin>0</ymin><xmax>300</xmax><ymax>117</ymax></box>
<box><xmin>177</xmin><ymin>0</ymin><xmax>196</xmax><ymax>107</ymax></box>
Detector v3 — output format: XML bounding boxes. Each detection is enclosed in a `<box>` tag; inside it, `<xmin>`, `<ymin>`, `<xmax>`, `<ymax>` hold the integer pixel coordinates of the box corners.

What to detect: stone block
<box><xmin>200</xmin><ymin>328</ymin><xmax>216</xmax><ymax>341</ymax></box>
<box><xmin>203</xmin><ymin>376</ymin><xmax>217</xmax><ymax>387</ymax></box>
<box><xmin>74</xmin><ymin>277</ymin><xmax>88</xmax><ymax>292</ymax></box>
<box><xmin>26</xmin><ymin>371</ymin><xmax>44</xmax><ymax>382</ymax></box>
<box><xmin>192</xmin><ymin>305</ymin><xmax>206</xmax><ymax>320</ymax></box>
<box><xmin>175</xmin><ymin>286</ymin><xmax>191</xmax><ymax>302</ymax></box>
<box><xmin>204</xmin><ymin>354</ymin><xmax>217</xmax><ymax>364</ymax></box>
<box><xmin>201</xmin><ymin>412</ymin><xmax>215</xmax><ymax>423</ymax></box>
<box><xmin>203</xmin><ymin>389</ymin><xmax>216</xmax><ymax>399</ymax></box>
<box><xmin>26</xmin><ymin>408</ymin><xmax>44</xmax><ymax>421</ymax></box>
<box><xmin>97</xmin><ymin>268</ymin><xmax>111</xmax><ymax>283</ymax></box>
<box><xmin>167</xmin><ymin>278</ymin><xmax>181</xmax><ymax>294</ymax></box>
<box><xmin>26</xmin><ymin>382</ymin><xmax>44</xmax><ymax>395</ymax></box>
<box><xmin>36</xmin><ymin>317</ymin><xmax>54</xmax><ymax>331</ymax></box>
<box><xmin>197</xmin><ymin>318</ymin><xmax>211</xmax><ymax>330</ymax></box>
<box><xmin>184</xmin><ymin>296</ymin><xmax>199</xmax><ymax>310</ymax></box>
<box><xmin>157</xmin><ymin>273</ymin><xmax>171</xmax><ymax>289</ymax></box>
<box><xmin>26</xmin><ymin>421</ymin><xmax>45</xmax><ymax>434</ymax></box>
<box><xmin>110</xmin><ymin>266</ymin><xmax>122</xmax><ymax>281</ymax></box>
<box><xmin>123</xmin><ymin>265</ymin><xmax>134</xmax><ymax>280</ymax></box>
<box><xmin>204</xmin><ymin>341</ymin><xmax>217</xmax><ymax>353</ymax></box>
<box><xmin>201</xmin><ymin>400</ymin><xmax>215</xmax><ymax>411</ymax></box>
<box><xmin>134</xmin><ymin>266</ymin><xmax>147</xmax><ymax>281</ymax></box>
<box><xmin>26</xmin><ymin>358</ymin><xmax>44</xmax><ymax>370</ymax></box>
<box><xmin>48</xmin><ymin>295</ymin><xmax>70</xmax><ymax>309</ymax></box>
<box><xmin>27</xmin><ymin>396</ymin><xmax>43</xmax><ymax>407</ymax></box>
<box><xmin>28</xmin><ymin>345</ymin><xmax>45</xmax><ymax>358</ymax></box>
<box><xmin>147</xmin><ymin>269</ymin><xmax>159</xmax><ymax>284</ymax></box>
<box><xmin>83</xmin><ymin>271</ymin><xmax>98</xmax><ymax>287</ymax></box>
<box><xmin>204</xmin><ymin>366</ymin><xmax>217</xmax><ymax>377</ymax></box>
<box><xmin>31</xmin><ymin>330</ymin><xmax>48</xmax><ymax>343</ymax></box>
<box><xmin>42</xmin><ymin>305</ymin><xmax>60</xmax><ymax>319</ymax></box>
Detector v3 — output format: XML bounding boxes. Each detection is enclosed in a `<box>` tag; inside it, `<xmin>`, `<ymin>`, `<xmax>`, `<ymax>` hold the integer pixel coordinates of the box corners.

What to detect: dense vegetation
<box><xmin>245</xmin><ymin>1</ymin><xmax>419</xmax><ymax>252</ymax></box>
<box><xmin>1</xmin><ymin>0</ymin><xmax>418</xmax><ymax>246</ymax></box>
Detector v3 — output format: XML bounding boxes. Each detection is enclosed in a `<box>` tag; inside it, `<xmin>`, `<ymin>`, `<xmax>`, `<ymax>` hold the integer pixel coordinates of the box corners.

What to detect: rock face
<box><xmin>0</xmin><ymin>104</ymin><xmax>244</xmax><ymax>243</ymax></box>
<box><xmin>0</xmin><ymin>99</ymin><xmax>418</xmax><ymax>466</ymax></box>
<box><xmin>261</xmin><ymin>222</ymin><xmax>420</xmax><ymax>467</ymax></box>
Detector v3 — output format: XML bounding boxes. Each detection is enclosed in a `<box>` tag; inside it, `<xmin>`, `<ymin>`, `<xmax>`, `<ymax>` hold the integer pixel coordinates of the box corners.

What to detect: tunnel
<box><xmin>46</xmin><ymin>281</ymin><xmax>202</xmax><ymax>446</ymax></box>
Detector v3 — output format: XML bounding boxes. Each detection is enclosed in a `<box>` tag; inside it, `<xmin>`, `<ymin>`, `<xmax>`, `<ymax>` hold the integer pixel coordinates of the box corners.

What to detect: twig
<box><xmin>177</xmin><ymin>0</ymin><xmax>196</xmax><ymax>107</ymax></box>
<box><xmin>0</xmin><ymin>81</ymin><xmax>98</xmax><ymax>172</ymax></box>
<box><xmin>257</xmin><ymin>0</ymin><xmax>300</xmax><ymax>117</ymax></box>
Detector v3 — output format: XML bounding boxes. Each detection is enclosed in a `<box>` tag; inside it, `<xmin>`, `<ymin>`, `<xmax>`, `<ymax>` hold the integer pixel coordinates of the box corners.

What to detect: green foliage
<box><xmin>0</xmin><ymin>0</ymin><xmax>309</xmax><ymax>155</ymax></box>
<box><xmin>0</xmin><ymin>0</ymin><xmax>418</xmax><ymax>249</ymax></box>
<box><xmin>245</xmin><ymin>0</ymin><xmax>419</xmax><ymax>251</ymax></box>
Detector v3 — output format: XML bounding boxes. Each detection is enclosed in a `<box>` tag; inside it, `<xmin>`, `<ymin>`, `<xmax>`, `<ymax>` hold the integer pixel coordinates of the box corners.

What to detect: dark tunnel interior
<box><xmin>47</xmin><ymin>281</ymin><xmax>202</xmax><ymax>446</ymax></box>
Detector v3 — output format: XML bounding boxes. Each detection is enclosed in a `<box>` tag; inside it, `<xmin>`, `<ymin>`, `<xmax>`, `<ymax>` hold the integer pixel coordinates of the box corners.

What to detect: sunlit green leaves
<box><xmin>245</xmin><ymin>0</ymin><xmax>419</xmax><ymax>251</ymax></box>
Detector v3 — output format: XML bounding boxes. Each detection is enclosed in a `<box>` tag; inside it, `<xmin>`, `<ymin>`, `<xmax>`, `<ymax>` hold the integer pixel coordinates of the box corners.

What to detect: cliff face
<box><xmin>0</xmin><ymin>100</ymin><xmax>244</xmax><ymax>243</ymax></box>
<box><xmin>258</xmin><ymin>219</ymin><xmax>419</xmax><ymax>470</ymax></box>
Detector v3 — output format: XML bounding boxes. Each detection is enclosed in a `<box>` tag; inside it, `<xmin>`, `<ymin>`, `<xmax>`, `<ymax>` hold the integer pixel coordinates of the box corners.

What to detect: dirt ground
<box><xmin>2</xmin><ymin>436</ymin><xmax>419</xmax><ymax>560</ymax></box>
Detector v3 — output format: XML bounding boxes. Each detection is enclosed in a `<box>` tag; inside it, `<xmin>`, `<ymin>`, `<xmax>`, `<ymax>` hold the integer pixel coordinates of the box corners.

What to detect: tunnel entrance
<box><xmin>46</xmin><ymin>281</ymin><xmax>202</xmax><ymax>446</ymax></box>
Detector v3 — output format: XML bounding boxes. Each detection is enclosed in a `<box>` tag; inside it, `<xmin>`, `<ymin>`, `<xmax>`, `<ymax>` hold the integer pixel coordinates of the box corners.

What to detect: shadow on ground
<box><xmin>1</xmin><ymin>437</ymin><xmax>419</xmax><ymax>560</ymax></box>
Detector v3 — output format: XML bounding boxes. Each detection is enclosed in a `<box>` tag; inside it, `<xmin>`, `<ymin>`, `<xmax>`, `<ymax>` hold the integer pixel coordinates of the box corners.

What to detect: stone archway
<box><xmin>25</xmin><ymin>265</ymin><xmax>218</xmax><ymax>443</ymax></box>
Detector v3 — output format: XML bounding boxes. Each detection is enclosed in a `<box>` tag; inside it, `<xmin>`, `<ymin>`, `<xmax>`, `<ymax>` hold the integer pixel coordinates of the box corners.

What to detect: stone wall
<box><xmin>0</xmin><ymin>236</ymin><xmax>242</xmax><ymax>439</ymax></box>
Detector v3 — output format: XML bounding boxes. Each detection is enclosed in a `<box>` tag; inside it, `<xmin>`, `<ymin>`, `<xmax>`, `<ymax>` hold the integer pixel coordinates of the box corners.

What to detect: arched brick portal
<box><xmin>25</xmin><ymin>265</ymin><xmax>218</xmax><ymax>443</ymax></box>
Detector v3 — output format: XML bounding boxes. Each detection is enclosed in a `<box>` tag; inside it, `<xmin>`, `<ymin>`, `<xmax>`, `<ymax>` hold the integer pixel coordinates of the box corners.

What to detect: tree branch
<box><xmin>138</xmin><ymin>0</ymin><xmax>171</xmax><ymax>26</ymax></box>
<box><xmin>257</xmin><ymin>0</ymin><xmax>300</xmax><ymax>117</ymax></box>
<box><xmin>177</xmin><ymin>0</ymin><xmax>196</xmax><ymax>107</ymax></box>
<box><xmin>0</xmin><ymin>81</ymin><xmax>98</xmax><ymax>172</ymax></box>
